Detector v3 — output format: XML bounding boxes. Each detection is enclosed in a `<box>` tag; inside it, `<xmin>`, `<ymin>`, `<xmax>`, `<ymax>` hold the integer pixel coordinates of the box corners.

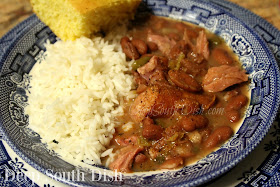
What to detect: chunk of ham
<box><xmin>109</xmin><ymin>145</ymin><xmax>143</xmax><ymax>173</ymax></box>
<box><xmin>129</xmin><ymin>84</ymin><xmax>216</xmax><ymax>123</ymax></box>
<box><xmin>147</xmin><ymin>34</ymin><xmax>176</xmax><ymax>55</ymax></box>
<box><xmin>148</xmin><ymin>86</ymin><xmax>182</xmax><ymax>117</ymax></box>
<box><xmin>196</xmin><ymin>30</ymin><xmax>209</xmax><ymax>60</ymax></box>
<box><xmin>137</xmin><ymin>56</ymin><xmax>158</xmax><ymax>75</ymax></box>
<box><xmin>129</xmin><ymin>85</ymin><xmax>182</xmax><ymax>123</ymax></box>
<box><xmin>137</xmin><ymin>56</ymin><xmax>169</xmax><ymax>87</ymax></box>
<box><xmin>183</xmin><ymin>29</ymin><xmax>195</xmax><ymax>50</ymax></box>
<box><xmin>202</xmin><ymin>65</ymin><xmax>248</xmax><ymax>92</ymax></box>
<box><xmin>129</xmin><ymin>86</ymin><xmax>159</xmax><ymax>123</ymax></box>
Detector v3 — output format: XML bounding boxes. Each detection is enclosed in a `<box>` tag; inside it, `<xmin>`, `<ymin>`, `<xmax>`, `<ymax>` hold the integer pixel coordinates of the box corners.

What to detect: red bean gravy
<box><xmin>104</xmin><ymin>15</ymin><xmax>249</xmax><ymax>173</ymax></box>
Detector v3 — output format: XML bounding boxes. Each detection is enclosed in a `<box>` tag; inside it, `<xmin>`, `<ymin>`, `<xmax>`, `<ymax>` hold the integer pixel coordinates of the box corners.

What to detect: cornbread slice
<box><xmin>30</xmin><ymin>0</ymin><xmax>141</xmax><ymax>41</ymax></box>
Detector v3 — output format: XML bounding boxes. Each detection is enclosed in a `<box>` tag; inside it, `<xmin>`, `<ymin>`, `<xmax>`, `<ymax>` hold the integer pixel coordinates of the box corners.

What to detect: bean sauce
<box><xmin>105</xmin><ymin>14</ymin><xmax>249</xmax><ymax>173</ymax></box>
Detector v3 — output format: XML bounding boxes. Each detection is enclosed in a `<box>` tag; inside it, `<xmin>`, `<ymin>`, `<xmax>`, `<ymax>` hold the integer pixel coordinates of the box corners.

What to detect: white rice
<box><xmin>122</xmin><ymin>121</ymin><xmax>134</xmax><ymax>132</ymax></box>
<box><xmin>25</xmin><ymin>30</ymin><xmax>136</xmax><ymax>165</ymax></box>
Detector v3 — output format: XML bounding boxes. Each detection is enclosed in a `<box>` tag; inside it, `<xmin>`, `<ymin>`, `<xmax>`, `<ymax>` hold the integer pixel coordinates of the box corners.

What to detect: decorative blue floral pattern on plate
<box><xmin>0</xmin><ymin>140</ymin><xmax>37</xmax><ymax>186</ymax></box>
<box><xmin>0</xmin><ymin>0</ymin><xmax>280</xmax><ymax>186</ymax></box>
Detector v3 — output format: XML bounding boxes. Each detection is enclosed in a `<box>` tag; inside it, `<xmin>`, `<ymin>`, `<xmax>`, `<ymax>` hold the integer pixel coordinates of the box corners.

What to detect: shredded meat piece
<box><xmin>137</xmin><ymin>56</ymin><xmax>169</xmax><ymax>86</ymax></box>
<box><xmin>147</xmin><ymin>34</ymin><xmax>176</xmax><ymax>55</ymax></box>
<box><xmin>137</xmin><ymin>56</ymin><xmax>158</xmax><ymax>75</ymax></box>
<box><xmin>202</xmin><ymin>65</ymin><xmax>248</xmax><ymax>92</ymax></box>
<box><xmin>183</xmin><ymin>29</ymin><xmax>195</xmax><ymax>50</ymax></box>
<box><xmin>109</xmin><ymin>145</ymin><xmax>143</xmax><ymax>173</ymax></box>
<box><xmin>196</xmin><ymin>30</ymin><xmax>209</xmax><ymax>60</ymax></box>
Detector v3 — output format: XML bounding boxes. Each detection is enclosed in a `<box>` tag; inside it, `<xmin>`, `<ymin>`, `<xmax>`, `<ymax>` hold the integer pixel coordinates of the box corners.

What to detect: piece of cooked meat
<box><xmin>109</xmin><ymin>145</ymin><xmax>143</xmax><ymax>173</ymax></box>
<box><xmin>30</xmin><ymin>0</ymin><xmax>141</xmax><ymax>41</ymax></box>
<box><xmin>202</xmin><ymin>65</ymin><xmax>248</xmax><ymax>92</ymax></box>
<box><xmin>147</xmin><ymin>34</ymin><xmax>176</xmax><ymax>55</ymax></box>
<box><xmin>129</xmin><ymin>85</ymin><xmax>159</xmax><ymax>123</ymax></box>
<box><xmin>129</xmin><ymin>85</ymin><xmax>183</xmax><ymax>123</ymax></box>
<box><xmin>196</xmin><ymin>30</ymin><xmax>209</xmax><ymax>60</ymax></box>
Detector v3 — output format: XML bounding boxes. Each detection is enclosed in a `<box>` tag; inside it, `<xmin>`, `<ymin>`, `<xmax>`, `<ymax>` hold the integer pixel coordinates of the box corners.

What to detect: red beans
<box><xmin>142</xmin><ymin>117</ymin><xmax>164</xmax><ymax>140</ymax></box>
<box><xmin>120</xmin><ymin>36</ymin><xmax>130</xmax><ymax>44</ymax></box>
<box><xmin>121</xmin><ymin>36</ymin><xmax>140</xmax><ymax>60</ymax></box>
<box><xmin>203</xmin><ymin>126</ymin><xmax>233</xmax><ymax>149</ymax></box>
<box><xmin>147</xmin><ymin>42</ymin><xmax>158</xmax><ymax>51</ymax></box>
<box><xmin>179</xmin><ymin>115</ymin><xmax>208</xmax><ymax>132</ymax></box>
<box><xmin>212</xmin><ymin>48</ymin><xmax>233</xmax><ymax>65</ymax></box>
<box><xmin>121</xmin><ymin>37</ymin><xmax>150</xmax><ymax>59</ymax></box>
<box><xmin>168</xmin><ymin>70</ymin><xmax>202</xmax><ymax>92</ymax></box>
<box><xmin>131</xmin><ymin>39</ymin><xmax>148</xmax><ymax>55</ymax></box>
<box><xmin>226</xmin><ymin>94</ymin><xmax>248</xmax><ymax>111</ymax></box>
<box><xmin>225</xmin><ymin>110</ymin><xmax>240</xmax><ymax>123</ymax></box>
<box><xmin>225</xmin><ymin>94</ymin><xmax>248</xmax><ymax>122</ymax></box>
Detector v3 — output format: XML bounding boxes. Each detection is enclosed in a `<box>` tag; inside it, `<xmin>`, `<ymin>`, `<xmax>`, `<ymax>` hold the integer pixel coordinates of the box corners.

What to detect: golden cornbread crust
<box><xmin>30</xmin><ymin>0</ymin><xmax>141</xmax><ymax>41</ymax></box>
<box><xmin>68</xmin><ymin>0</ymin><xmax>105</xmax><ymax>14</ymax></box>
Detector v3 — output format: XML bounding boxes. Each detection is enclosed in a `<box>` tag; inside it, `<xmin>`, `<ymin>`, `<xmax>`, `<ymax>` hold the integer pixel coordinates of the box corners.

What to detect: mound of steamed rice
<box><xmin>25</xmin><ymin>33</ymin><xmax>136</xmax><ymax>166</ymax></box>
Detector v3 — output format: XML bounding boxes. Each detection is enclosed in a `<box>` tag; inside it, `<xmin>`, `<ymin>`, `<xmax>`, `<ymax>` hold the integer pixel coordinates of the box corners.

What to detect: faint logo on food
<box><xmin>147</xmin><ymin>103</ymin><xmax>177</xmax><ymax>117</ymax></box>
<box><xmin>129</xmin><ymin>102</ymin><xmax>225</xmax><ymax>118</ymax></box>
<box><xmin>196</xmin><ymin>106</ymin><xmax>225</xmax><ymax>116</ymax></box>
<box><xmin>231</xmin><ymin>34</ymin><xmax>252</xmax><ymax>56</ymax></box>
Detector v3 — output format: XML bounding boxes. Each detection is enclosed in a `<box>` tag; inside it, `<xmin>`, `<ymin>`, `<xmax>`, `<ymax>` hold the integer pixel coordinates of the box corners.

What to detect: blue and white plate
<box><xmin>0</xmin><ymin>0</ymin><xmax>279</xmax><ymax>186</ymax></box>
